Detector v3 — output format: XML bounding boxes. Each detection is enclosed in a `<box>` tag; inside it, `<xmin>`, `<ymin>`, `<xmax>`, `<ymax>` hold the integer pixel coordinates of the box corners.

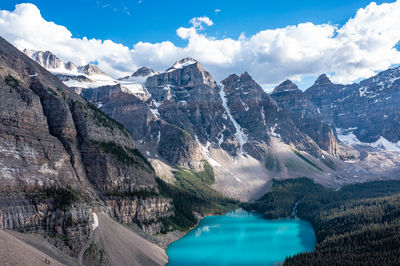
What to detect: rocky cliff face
<box><xmin>78</xmin><ymin>59</ymin><xmax>347</xmax><ymax>201</ymax></box>
<box><xmin>23</xmin><ymin>49</ymin><xmax>64</xmax><ymax>69</ymax></box>
<box><xmin>221</xmin><ymin>73</ymin><xmax>339</xmax><ymax>159</ymax></box>
<box><xmin>0</xmin><ymin>37</ymin><xmax>172</xmax><ymax>257</ymax></box>
<box><xmin>144</xmin><ymin>58</ymin><xmax>240</xmax><ymax>160</ymax></box>
<box><xmin>270</xmin><ymin>80</ymin><xmax>339</xmax><ymax>157</ymax></box>
<box><xmin>306</xmin><ymin>69</ymin><xmax>400</xmax><ymax>144</ymax></box>
<box><xmin>27</xmin><ymin>44</ymin><xmax>400</xmax><ymax>202</ymax></box>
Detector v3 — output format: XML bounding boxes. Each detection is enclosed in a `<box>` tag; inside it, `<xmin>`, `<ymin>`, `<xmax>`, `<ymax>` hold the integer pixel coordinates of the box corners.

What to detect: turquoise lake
<box><xmin>166</xmin><ymin>209</ymin><xmax>316</xmax><ymax>266</ymax></box>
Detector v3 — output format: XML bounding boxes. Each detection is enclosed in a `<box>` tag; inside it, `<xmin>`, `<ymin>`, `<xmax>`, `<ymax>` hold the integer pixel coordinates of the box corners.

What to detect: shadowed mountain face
<box><xmin>0</xmin><ymin>36</ymin><xmax>173</xmax><ymax>257</ymax></box>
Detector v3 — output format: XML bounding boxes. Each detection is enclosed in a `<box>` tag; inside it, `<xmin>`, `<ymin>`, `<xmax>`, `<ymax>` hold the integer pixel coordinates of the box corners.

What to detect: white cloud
<box><xmin>0</xmin><ymin>2</ymin><xmax>400</xmax><ymax>86</ymax></box>
<box><xmin>189</xmin><ymin>16</ymin><xmax>214</xmax><ymax>30</ymax></box>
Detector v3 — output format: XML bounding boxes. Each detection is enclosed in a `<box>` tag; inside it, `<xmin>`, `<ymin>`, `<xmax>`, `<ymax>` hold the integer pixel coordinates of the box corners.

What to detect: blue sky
<box><xmin>0</xmin><ymin>1</ymin><xmax>399</xmax><ymax>90</ymax></box>
<box><xmin>0</xmin><ymin>0</ymin><xmax>391</xmax><ymax>46</ymax></box>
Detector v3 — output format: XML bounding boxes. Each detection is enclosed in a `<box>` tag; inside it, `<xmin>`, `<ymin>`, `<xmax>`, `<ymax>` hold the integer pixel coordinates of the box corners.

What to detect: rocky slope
<box><xmin>0</xmin><ymin>36</ymin><xmax>173</xmax><ymax>261</ymax></box>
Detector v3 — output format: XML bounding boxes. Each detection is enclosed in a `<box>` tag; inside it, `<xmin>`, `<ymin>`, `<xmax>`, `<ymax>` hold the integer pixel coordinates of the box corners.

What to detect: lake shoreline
<box><xmin>165</xmin><ymin>209</ymin><xmax>316</xmax><ymax>266</ymax></box>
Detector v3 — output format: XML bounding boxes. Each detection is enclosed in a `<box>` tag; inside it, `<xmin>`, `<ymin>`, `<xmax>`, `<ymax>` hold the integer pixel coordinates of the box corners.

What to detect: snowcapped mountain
<box><xmin>23</xmin><ymin>49</ymin><xmax>64</xmax><ymax>69</ymax></box>
<box><xmin>23</xmin><ymin>49</ymin><xmax>153</xmax><ymax>100</ymax></box>
<box><xmin>22</xmin><ymin>47</ymin><xmax>400</xmax><ymax>200</ymax></box>
<box><xmin>80</xmin><ymin>59</ymin><xmax>348</xmax><ymax>201</ymax></box>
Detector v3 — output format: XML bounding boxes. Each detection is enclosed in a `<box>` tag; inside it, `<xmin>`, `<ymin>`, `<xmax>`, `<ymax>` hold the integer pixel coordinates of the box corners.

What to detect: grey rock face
<box><xmin>271</xmin><ymin>80</ymin><xmax>319</xmax><ymax>117</ymax></box>
<box><xmin>23</xmin><ymin>49</ymin><xmax>64</xmax><ymax>69</ymax></box>
<box><xmin>55</xmin><ymin>74</ymin><xmax>92</xmax><ymax>83</ymax></box>
<box><xmin>145</xmin><ymin>59</ymin><xmax>241</xmax><ymax>158</ymax></box>
<box><xmin>82</xmin><ymin>59</ymin><xmax>341</xmax><ymax>168</ymax></box>
<box><xmin>306</xmin><ymin>68</ymin><xmax>400</xmax><ymax>143</ymax></box>
<box><xmin>270</xmin><ymin>80</ymin><xmax>339</xmax><ymax>157</ymax></box>
<box><xmin>221</xmin><ymin>72</ymin><xmax>339</xmax><ymax>159</ymax></box>
<box><xmin>64</xmin><ymin>61</ymin><xmax>77</xmax><ymax>71</ymax></box>
<box><xmin>132</xmin><ymin>66</ymin><xmax>156</xmax><ymax>77</ymax></box>
<box><xmin>0</xmin><ymin>37</ymin><xmax>172</xmax><ymax>256</ymax></box>
<box><xmin>78</xmin><ymin>64</ymin><xmax>109</xmax><ymax>77</ymax></box>
<box><xmin>23</xmin><ymin>49</ymin><xmax>110</xmax><ymax>78</ymax></box>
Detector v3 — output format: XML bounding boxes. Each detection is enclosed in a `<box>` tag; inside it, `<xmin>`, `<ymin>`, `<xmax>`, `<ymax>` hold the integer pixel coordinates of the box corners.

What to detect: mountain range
<box><xmin>22</xmin><ymin>47</ymin><xmax>400</xmax><ymax>201</ymax></box>
<box><xmin>0</xmin><ymin>35</ymin><xmax>399</xmax><ymax>265</ymax></box>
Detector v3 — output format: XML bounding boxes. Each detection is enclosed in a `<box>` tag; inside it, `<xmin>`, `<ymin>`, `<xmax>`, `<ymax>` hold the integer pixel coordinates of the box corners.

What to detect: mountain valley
<box><xmin>0</xmin><ymin>33</ymin><xmax>399</xmax><ymax>265</ymax></box>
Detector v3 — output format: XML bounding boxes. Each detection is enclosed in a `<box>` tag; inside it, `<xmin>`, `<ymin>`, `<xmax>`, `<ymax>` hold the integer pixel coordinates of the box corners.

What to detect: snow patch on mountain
<box><xmin>218</xmin><ymin>85</ymin><xmax>248</xmax><ymax>155</ymax></box>
<box><xmin>270</xmin><ymin>123</ymin><xmax>281</xmax><ymax>138</ymax></box>
<box><xmin>91</xmin><ymin>212</ymin><xmax>99</xmax><ymax>231</ymax></box>
<box><xmin>337</xmin><ymin>128</ymin><xmax>400</xmax><ymax>152</ymax></box>
<box><xmin>173</xmin><ymin>58</ymin><xmax>197</xmax><ymax>69</ymax></box>
<box><xmin>194</xmin><ymin>135</ymin><xmax>222</xmax><ymax>167</ymax></box>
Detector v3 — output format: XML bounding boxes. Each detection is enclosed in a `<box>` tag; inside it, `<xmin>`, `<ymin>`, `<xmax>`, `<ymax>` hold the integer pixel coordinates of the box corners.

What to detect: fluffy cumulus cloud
<box><xmin>1</xmin><ymin>2</ymin><xmax>400</xmax><ymax>87</ymax></box>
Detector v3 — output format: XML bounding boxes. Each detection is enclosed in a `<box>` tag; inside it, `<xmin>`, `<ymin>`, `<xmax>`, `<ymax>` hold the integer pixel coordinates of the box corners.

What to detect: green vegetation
<box><xmin>103</xmin><ymin>189</ymin><xmax>159</xmax><ymax>199</ymax></box>
<box><xmin>5</xmin><ymin>75</ymin><xmax>19</xmax><ymax>87</ymax></box>
<box><xmin>74</xmin><ymin>99</ymin><xmax>128</xmax><ymax>136</ymax></box>
<box><xmin>83</xmin><ymin>243</ymin><xmax>106</xmax><ymax>266</ymax></box>
<box><xmin>168</xmin><ymin>123</ymin><xmax>193</xmax><ymax>140</ymax></box>
<box><xmin>92</xmin><ymin>141</ymin><xmax>153</xmax><ymax>173</ymax></box>
<box><xmin>47</xmin><ymin>87</ymin><xmax>59</xmax><ymax>96</ymax></box>
<box><xmin>243</xmin><ymin>178</ymin><xmax>324</xmax><ymax>219</ymax></box>
<box><xmin>29</xmin><ymin>186</ymin><xmax>81</xmax><ymax>211</ymax></box>
<box><xmin>245</xmin><ymin>178</ymin><xmax>400</xmax><ymax>265</ymax></box>
<box><xmin>46</xmin><ymin>186</ymin><xmax>80</xmax><ymax>210</ymax></box>
<box><xmin>56</xmin><ymin>87</ymin><xmax>67</xmax><ymax>99</ymax></box>
<box><xmin>157</xmin><ymin>162</ymin><xmax>238</xmax><ymax>231</ymax></box>
<box><xmin>291</xmin><ymin>148</ymin><xmax>323</xmax><ymax>171</ymax></box>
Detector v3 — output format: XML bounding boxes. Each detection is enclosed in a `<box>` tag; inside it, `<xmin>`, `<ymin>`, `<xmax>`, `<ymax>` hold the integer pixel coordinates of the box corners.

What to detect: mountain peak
<box><xmin>64</xmin><ymin>61</ymin><xmax>77</xmax><ymax>71</ymax></box>
<box><xmin>314</xmin><ymin>74</ymin><xmax>332</xmax><ymax>86</ymax></box>
<box><xmin>240</xmin><ymin>72</ymin><xmax>252</xmax><ymax>80</ymax></box>
<box><xmin>131</xmin><ymin>66</ymin><xmax>156</xmax><ymax>77</ymax></box>
<box><xmin>167</xmin><ymin>57</ymin><xmax>199</xmax><ymax>72</ymax></box>
<box><xmin>23</xmin><ymin>48</ymin><xmax>64</xmax><ymax>69</ymax></box>
<box><xmin>272</xmin><ymin>80</ymin><xmax>300</xmax><ymax>93</ymax></box>
<box><xmin>78</xmin><ymin>64</ymin><xmax>109</xmax><ymax>77</ymax></box>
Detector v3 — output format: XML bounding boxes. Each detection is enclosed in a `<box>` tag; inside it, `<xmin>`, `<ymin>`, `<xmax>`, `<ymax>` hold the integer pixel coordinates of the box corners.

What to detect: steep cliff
<box><xmin>0</xmin><ymin>36</ymin><xmax>172</xmax><ymax>258</ymax></box>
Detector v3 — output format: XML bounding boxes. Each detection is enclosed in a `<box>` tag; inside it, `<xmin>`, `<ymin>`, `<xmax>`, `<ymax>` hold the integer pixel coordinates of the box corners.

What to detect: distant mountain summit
<box><xmin>166</xmin><ymin>57</ymin><xmax>198</xmax><ymax>72</ymax></box>
<box><xmin>23</xmin><ymin>48</ymin><xmax>110</xmax><ymax>78</ymax></box>
<box><xmin>313</xmin><ymin>74</ymin><xmax>333</xmax><ymax>86</ymax></box>
<box><xmin>272</xmin><ymin>80</ymin><xmax>301</xmax><ymax>93</ymax></box>
<box><xmin>78</xmin><ymin>63</ymin><xmax>109</xmax><ymax>77</ymax></box>
<box><xmin>23</xmin><ymin>49</ymin><xmax>64</xmax><ymax>69</ymax></box>
<box><xmin>132</xmin><ymin>66</ymin><xmax>156</xmax><ymax>77</ymax></box>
